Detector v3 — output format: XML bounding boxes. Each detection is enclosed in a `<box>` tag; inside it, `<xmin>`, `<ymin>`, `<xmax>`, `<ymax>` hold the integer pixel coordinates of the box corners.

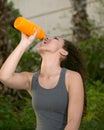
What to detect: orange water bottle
<box><xmin>14</xmin><ymin>16</ymin><xmax>46</xmax><ymax>39</ymax></box>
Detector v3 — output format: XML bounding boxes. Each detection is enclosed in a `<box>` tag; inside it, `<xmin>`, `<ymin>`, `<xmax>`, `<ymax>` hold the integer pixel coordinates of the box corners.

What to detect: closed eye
<box><xmin>54</xmin><ymin>37</ymin><xmax>59</xmax><ymax>41</ymax></box>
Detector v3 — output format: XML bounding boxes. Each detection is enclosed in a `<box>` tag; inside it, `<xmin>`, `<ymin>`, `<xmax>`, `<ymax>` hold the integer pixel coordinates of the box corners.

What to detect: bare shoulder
<box><xmin>65</xmin><ymin>69</ymin><xmax>83</xmax><ymax>91</ymax></box>
<box><xmin>66</xmin><ymin>69</ymin><xmax>82</xmax><ymax>81</ymax></box>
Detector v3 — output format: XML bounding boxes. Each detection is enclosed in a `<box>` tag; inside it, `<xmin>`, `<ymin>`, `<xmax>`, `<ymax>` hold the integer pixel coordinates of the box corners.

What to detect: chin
<box><xmin>38</xmin><ymin>47</ymin><xmax>46</xmax><ymax>54</ymax></box>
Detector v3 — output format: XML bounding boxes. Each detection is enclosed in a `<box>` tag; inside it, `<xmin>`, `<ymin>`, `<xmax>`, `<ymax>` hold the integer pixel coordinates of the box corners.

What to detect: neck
<box><xmin>40</xmin><ymin>55</ymin><xmax>61</xmax><ymax>77</ymax></box>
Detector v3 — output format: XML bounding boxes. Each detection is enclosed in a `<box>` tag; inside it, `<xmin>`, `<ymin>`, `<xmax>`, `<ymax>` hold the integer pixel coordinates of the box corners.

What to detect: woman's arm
<box><xmin>64</xmin><ymin>70</ymin><xmax>84</xmax><ymax>130</ymax></box>
<box><xmin>0</xmin><ymin>31</ymin><xmax>37</xmax><ymax>90</ymax></box>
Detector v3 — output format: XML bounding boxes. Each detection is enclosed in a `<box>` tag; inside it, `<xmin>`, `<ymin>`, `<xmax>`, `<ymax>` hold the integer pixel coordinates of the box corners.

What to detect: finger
<box><xmin>33</xmin><ymin>29</ymin><xmax>38</xmax><ymax>37</ymax></box>
<box><xmin>28</xmin><ymin>29</ymin><xmax>38</xmax><ymax>41</ymax></box>
<box><xmin>21</xmin><ymin>32</ymin><xmax>28</xmax><ymax>39</ymax></box>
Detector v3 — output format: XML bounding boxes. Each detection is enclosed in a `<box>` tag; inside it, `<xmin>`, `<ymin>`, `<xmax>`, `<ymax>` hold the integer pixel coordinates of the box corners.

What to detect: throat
<box><xmin>40</xmin><ymin>66</ymin><xmax>62</xmax><ymax>78</ymax></box>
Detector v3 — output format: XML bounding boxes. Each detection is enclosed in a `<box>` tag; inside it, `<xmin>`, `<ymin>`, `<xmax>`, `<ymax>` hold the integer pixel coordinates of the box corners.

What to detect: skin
<box><xmin>0</xmin><ymin>30</ymin><xmax>84</xmax><ymax>130</ymax></box>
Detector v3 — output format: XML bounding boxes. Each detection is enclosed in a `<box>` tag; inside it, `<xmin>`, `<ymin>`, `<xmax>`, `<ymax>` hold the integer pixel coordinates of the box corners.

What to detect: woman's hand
<box><xmin>20</xmin><ymin>29</ymin><xmax>38</xmax><ymax>45</ymax></box>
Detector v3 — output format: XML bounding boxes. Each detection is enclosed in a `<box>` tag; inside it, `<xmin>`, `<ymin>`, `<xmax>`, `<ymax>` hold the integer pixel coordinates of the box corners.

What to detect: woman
<box><xmin>0</xmin><ymin>31</ymin><xmax>86</xmax><ymax>130</ymax></box>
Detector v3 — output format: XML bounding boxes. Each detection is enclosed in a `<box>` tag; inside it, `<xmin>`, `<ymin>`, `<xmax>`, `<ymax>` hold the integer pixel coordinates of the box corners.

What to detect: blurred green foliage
<box><xmin>0</xmin><ymin>94</ymin><xmax>36</xmax><ymax>130</ymax></box>
<box><xmin>80</xmin><ymin>37</ymin><xmax>104</xmax><ymax>81</ymax></box>
<box><xmin>80</xmin><ymin>80</ymin><xmax>104</xmax><ymax>130</ymax></box>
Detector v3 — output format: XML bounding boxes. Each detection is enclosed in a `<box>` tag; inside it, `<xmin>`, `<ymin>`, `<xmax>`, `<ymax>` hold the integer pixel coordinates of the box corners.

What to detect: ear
<box><xmin>59</xmin><ymin>49</ymin><xmax>68</xmax><ymax>56</ymax></box>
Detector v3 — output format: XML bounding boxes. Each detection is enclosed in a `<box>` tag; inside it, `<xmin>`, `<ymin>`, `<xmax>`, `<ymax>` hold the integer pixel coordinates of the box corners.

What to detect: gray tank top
<box><xmin>31</xmin><ymin>68</ymin><xmax>68</xmax><ymax>130</ymax></box>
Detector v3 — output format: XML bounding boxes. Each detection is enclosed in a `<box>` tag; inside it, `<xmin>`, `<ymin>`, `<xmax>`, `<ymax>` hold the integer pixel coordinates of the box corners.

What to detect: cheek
<box><xmin>51</xmin><ymin>41</ymin><xmax>62</xmax><ymax>49</ymax></box>
<box><xmin>50</xmin><ymin>44</ymin><xmax>60</xmax><ymax>52</ymax></box>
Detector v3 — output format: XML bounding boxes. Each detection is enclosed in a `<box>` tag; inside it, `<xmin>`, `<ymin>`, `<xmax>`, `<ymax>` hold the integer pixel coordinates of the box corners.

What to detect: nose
<box><xmin>44</xmin><ymin>36</ymin><xmax>49</xmax><ymax>44</ymax></box>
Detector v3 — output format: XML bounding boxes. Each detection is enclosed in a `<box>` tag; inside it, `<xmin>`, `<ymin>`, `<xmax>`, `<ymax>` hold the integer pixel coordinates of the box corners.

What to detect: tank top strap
<box><xmin>56</xmin><ymin>67</ymin><xmax>67</xmax><ymax>91</ymax></box>
<box><xmin>35</xmin><ymin>71</ymin><xmax>40</xmax><ymax>79</ymax></box>
<box><xmin>31</xmin><ymin>71</ymin><xmax>40</xmax><ymax>90</ymax></box>
<box><xmin>59</xmin><ymin>67</ymin><xmax>67</xmax><ymax>83</ymax></box>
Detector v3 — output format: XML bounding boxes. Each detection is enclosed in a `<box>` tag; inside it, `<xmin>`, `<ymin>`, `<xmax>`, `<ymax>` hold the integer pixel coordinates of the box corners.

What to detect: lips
<box><xmin>39</xmin><ymin>37</ymin><xmax>50</xmax><ymax>47</ymax></box>
<box><xmin>39</xmin><ymin>40</ymin><xmax>47</xmax><ymax>47</ymax></box>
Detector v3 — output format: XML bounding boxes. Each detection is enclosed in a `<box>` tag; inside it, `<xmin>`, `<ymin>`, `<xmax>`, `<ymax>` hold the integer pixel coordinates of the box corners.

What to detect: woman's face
<box><xmin>38</xmin><ymin>37</ymin><xmax>64</xmax><ymax>54</ymax></box>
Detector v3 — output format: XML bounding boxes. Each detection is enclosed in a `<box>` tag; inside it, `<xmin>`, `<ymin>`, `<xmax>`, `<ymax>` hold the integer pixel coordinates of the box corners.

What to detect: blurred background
<box><xmin>0</xmin><ymin>0</ymin><xmax>104</xmax><ymax>129</ymax></box>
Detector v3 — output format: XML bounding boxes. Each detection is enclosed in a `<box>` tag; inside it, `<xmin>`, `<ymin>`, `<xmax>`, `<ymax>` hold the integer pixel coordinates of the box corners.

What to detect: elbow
<box><xmin>65</xmin><ymin>117</ymin><xmax>82</xmax><ymax>130</ymax></box>
<box><xmin>0</xmin><ymin>74</ymin><xmax>5</xmax><ymax>83</ymax></box>
<box><xmin>0</xmin><ymin>71</ymin><xmax>3</xmax><ymax>82</ymax></box>
<box><xmin>0</xmin><ymin>71</ymin><xmax>10</xmax><ymax>84</ymax></box>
